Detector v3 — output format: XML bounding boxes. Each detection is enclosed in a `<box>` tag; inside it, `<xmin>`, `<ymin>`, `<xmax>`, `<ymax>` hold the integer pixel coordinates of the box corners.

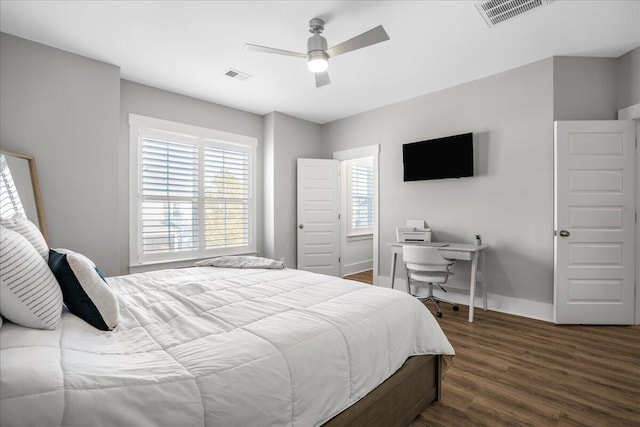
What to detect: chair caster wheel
<box><xmin>453</xmin><ymin>305</ymin><xmax>460</xmax><ymax>312</ymax></box>
<box><xmin>436</xmin><ymin>312</ymin><xmax>443</xmax><ymax>318</ymax></box>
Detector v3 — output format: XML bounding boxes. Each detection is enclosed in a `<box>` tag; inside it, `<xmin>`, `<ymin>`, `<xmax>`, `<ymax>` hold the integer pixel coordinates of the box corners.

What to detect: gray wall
<box><xmin>341</xmin><ymin>234</ymin><xmax>373</xmax><ymax>276</ymax></box>
<box><xmin>0</xmin><ymin>33</ymin><xmax>121</xmax><ymax>276</ymax></box>
<box><xmin>553</xmin><ymin>56</ymin><xmax>618</xmax><ymax>120</ymax></box>
<box><xmin>553</xmin><ymin>48</ymin><xmax>640</xmax><ymax>120</ymax></box>
<box><xmin>322</xmin><ymin>58</ymin><xmax>555</xmax><ymax>303</ymax></box>
<box><xmin>262</xmin><ymin>113</ymin><xmax>276</xmax><ymax>262</ymax></box>
<box><xmin>0</xmin><ymin>33</ymin><xmax>265</xmax><ymax>277</ymax></box>
<box><xmin>320</xmin><ymin>50</ymin><xmax>637</xmax><ymax>304</ymax></box>
<box><xmin>616</xmin><ymin>46</ymin><xmax>640</xmax><ymax>110</ymax></box>
<box><xmin>2</xmin><ymin>31</ymin><xmax>636</xmax><ymax>309</ymax></box>
<box><xmin>120</xmin><ymin>80</ymin><xmax>264</xmax><ymax>274</ymax></box>
<box><xmin>262</xmin><ymin>112</ymin><xmax>326</xmax><ymax>268</ymax></box>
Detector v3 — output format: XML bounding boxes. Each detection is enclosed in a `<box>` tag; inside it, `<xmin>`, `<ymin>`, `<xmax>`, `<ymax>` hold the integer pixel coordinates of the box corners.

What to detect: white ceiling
<box><xmin>1</xmin><ymin>1</ymin><xmax>639</xmax><ymax>124</ymax></box>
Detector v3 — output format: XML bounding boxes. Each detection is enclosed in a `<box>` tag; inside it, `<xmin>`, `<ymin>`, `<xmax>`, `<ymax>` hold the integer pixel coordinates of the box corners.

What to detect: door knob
<box><xmin>299</xmin><ymin>224</ymin><xmax>304</xmax><ymax>229</ymax></box>
<box><xmin>559</xmin><ymin>230</ymin><xmax>570</xmax><ymax>237</ymax></box>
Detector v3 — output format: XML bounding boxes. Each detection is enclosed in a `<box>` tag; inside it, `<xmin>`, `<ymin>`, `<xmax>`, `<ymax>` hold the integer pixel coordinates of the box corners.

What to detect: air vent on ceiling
<box><xmin>475</xmin><ymin>0</ymin><xmax>552</xmax><ymax>28</ymax></box>
<box><xmin>224</xmin><ymin>68</ymin><xmax>251</xmax><ymax>81</ymax></box>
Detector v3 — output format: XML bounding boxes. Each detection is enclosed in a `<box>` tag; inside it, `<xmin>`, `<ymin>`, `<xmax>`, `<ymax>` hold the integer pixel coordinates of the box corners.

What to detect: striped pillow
<box><xmin>0</xmin><ymin>226</ymin><xmax>63</xmax><ymax>329</ymax></box>
<box><xmin>0</xmin><ymin>214</ymin><xmax>49</xmax><ymax>261</ymax></box>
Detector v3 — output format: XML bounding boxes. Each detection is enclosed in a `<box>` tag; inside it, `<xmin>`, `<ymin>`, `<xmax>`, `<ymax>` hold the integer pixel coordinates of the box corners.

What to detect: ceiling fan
<box><xmin>245</xmin><ymin>18</ymin><xmax>390</xmax><ymax>88</ymax></box>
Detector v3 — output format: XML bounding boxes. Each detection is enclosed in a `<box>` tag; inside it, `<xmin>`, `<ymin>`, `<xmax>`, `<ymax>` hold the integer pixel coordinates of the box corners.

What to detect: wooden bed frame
<box><xmin>323</xmin><ymin>354</ymin><xmax>442</xmax><ymax>427</ymax></box>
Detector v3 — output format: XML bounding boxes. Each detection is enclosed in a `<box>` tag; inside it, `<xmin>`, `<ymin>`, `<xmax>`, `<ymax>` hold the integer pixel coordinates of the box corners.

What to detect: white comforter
<box><xmin>1</xmin><ymin>267</ymin><xmax>454</xmax><ymax>427</ymax></box>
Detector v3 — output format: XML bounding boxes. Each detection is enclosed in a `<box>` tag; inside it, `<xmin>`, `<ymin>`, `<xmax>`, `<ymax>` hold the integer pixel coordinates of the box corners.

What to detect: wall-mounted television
<box><xmin>402</xmin><ymin>132</ymin><xmax>473</xmax><ymax>181</ymax></box>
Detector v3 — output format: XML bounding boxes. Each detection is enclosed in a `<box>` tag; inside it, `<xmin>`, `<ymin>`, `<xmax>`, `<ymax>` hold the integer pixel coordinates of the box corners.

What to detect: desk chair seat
<box><xmin>402</xmin><ymin>246</ymin><xmax>459</xmax><ymax>318</ymax></box>
<box><xmin>408</xmin><ymin>271</ymin><xmax>449</xmax><ymax>283</ymax></box>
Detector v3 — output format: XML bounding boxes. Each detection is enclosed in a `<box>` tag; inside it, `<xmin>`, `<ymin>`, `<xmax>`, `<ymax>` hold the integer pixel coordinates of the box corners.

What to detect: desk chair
<box><xmin>402</xmin><ymin>246</ymin><xmax>459</xmax><ymax>318</ymax></box>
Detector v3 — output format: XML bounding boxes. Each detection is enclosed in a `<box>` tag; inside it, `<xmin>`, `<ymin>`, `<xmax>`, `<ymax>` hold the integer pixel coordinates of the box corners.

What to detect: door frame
<box><xmin>334</xmin><ymin>145</ymin><xmax>380</xmax><ymax>285</ymax></box>
<box><xmin>618</xmin><ymin>102</ymin><xmax>640</xmax><ymax>325</ymax></box>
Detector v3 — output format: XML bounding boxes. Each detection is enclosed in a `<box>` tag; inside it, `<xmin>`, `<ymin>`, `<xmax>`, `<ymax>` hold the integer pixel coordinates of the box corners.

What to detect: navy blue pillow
<box><xmin>48</xmin><ymin>249</ymin><xmax>119</xmax><ymax>331</ymax></box>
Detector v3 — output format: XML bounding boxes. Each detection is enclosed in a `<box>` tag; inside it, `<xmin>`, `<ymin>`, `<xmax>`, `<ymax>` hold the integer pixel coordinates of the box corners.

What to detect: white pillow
<box><xmin>0</xmin><ymin>226</ymin><xmax>63</xmax><ymax>329</ymax></box>
<box><xmin>48</xmin><ymin>249</ymin><xmax>119</xmax><ymax>331</ymax></box>
<box><xmin>0</xmin><ymin>214</ymin><xmax>49</xmax><ymax>261</ymax></box>
<box><xmin>194</xmin><ymin>255</ymin><xmax>286</xmax><ymax>269</ymax></box>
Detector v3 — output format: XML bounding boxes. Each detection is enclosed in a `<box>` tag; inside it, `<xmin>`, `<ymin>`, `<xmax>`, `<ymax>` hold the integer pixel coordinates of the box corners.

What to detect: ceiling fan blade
<box><xmin>315</xmin><ymin>71</ymin><xmax>331</xmax><ymax>88</ymax></box>
<box><xmin>244</xmin><ymin>43</ymin><xmax>307</xmax><ymax>59</ymax></box>
<box><xmin>326</xmin><ymin>25</ymin><xmax>390</xmax><ymax>58</ymax></box>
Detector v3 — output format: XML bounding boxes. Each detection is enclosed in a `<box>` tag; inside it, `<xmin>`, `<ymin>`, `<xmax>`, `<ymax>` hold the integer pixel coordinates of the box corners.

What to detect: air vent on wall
<box><xmin>224</xmin><ymin>68</ymin><xmax>251</xmax><ymax>81</ymax></box>
<box><xmin>475</xmin><ymin>0</ymin><xmax>552</xmax><ymax>28</ymax></box>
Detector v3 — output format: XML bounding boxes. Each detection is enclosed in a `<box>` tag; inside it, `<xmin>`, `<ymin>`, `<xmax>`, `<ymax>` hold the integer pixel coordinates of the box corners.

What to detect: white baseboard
<box><xmin>342</xmin><ymin>260</ymin><xmax>373</xmax><ymax>277</ymax></box>
<box><xmin>377</xmin><ymin>275</ymin><xmax>553</xmax><ymax>323</ymax></box>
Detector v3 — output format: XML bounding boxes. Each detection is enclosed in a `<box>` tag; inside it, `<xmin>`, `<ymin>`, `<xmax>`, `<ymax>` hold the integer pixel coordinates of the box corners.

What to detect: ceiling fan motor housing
<box><xmin>307</xmin><ymin>34</ymin><xmax>328</xmax><ymax>55</ymax></box>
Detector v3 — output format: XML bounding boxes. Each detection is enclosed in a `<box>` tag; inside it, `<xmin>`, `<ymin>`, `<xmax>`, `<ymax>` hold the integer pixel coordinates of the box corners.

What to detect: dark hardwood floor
<box><xmin>346</xmin><ymin>271</ymin><xmax>640</xmax><ymax>427</ymax></box>
<box><xmin>344</xmin><ymin>270</ymin><xmax>373</xmax><ymax>284</ymax></box>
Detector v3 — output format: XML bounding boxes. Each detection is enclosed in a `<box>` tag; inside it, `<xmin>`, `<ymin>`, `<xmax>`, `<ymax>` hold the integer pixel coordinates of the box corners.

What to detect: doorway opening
<box><xmin>334</xmin><ymin>145</ymin><xmax>379</xmax><ymax>285</ymax></box>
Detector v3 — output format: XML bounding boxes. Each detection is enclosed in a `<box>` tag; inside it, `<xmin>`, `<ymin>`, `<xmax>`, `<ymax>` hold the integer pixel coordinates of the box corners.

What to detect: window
<box><xmin>129</xmin><ymin>115</ymin><xmax>256</xmax><ymax>266</ymax></box>
<box><xmin>346</xmin><ymin>157</ymin><xmax>374</xmax><ymax>236</ymax></box>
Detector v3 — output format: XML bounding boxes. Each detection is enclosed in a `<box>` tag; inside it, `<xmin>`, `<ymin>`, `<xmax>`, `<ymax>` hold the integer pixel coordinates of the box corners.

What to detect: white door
<box><xmin>554</xmin><ymin>120</ymin><xmax>636</xmax><ymax>324</ymax></box>
<box><xmin>297</xmin><ymin>159</ymin><xmax>341</xmax><ymax>276</ymax></box>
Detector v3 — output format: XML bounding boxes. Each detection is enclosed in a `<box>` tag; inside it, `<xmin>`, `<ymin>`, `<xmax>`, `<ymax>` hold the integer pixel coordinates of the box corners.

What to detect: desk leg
<box><xmin>390</xmin><ymin>252</ymin><xmax>397</xmax><ymax>289</ymax></box>
<box><xmin>469</xmin><ymin>252</ymin><xmax>479</xmax><ymax>323</ymax></box>
<box><xmin>482</xmin><ymin>251</ymin><xmax>488</xmax><ymax>311</ymax></box>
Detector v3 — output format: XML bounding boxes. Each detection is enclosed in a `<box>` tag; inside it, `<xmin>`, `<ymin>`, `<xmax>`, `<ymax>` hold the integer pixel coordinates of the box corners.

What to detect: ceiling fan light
<box><xmin>307</xmin><ymin>51</ymin><xmax>328</xmax><ymax>73</ymax></box>
<box><xmin>308</xmin><ymin>58</ymin><xmax>328</xmax><ymax>73</ymax></box>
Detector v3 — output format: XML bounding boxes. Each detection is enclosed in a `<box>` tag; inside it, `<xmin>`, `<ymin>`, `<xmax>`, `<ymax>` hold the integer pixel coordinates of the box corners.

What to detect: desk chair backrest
<box><xmin>402</xmin><ymin>246</ymin><xmax>458</xmax><ymax>317</ymax></box>
<box><xmin>402</xmin><ymin>246</ymin><xmax>454</xmax><ymax>273</ymax></box>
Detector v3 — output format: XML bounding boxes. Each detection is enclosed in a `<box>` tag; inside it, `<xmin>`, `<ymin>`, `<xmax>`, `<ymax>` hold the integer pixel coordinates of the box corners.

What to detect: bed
<box><xmin>1</xmin><ymin>265</ymin><xmax>454</xmax><ymax>426</ymax></box>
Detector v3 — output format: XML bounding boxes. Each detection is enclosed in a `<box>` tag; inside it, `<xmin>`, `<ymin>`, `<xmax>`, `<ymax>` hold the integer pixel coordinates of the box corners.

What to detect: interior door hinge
<box><xmin>338</xmin><ymin>213</ymin><xmax>341</xmax><ymax>220</ymax></box>
<box><xmin>338</xmin><ymin>257</ymin><xmax>341</xmax><ymax>263</ymax></box>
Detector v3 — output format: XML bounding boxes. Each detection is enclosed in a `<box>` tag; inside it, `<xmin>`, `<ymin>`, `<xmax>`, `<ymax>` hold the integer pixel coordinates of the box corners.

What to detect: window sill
<box><xmin>129</xmin><ymin>251</ymin><xmax>259</xmax><ymax>274</ymax></box>
<box><xmin>346</xmin><ymin>233</ymin><xmax>373</xmax><ymax>242</ymax></box>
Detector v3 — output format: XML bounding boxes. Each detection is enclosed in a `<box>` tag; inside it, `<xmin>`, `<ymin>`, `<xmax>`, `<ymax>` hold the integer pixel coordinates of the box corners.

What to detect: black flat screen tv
<box><xmin>402</xmin><ymin>132</ymin><xmax>473</xmax><ymax>181</ymax></box>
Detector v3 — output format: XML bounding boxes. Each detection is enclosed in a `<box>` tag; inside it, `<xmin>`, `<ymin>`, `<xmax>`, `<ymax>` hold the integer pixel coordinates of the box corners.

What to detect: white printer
<box><xmin>396</xmin><ymin>220</ymin><xmax>432</xmax><ymax>243</ymax></box>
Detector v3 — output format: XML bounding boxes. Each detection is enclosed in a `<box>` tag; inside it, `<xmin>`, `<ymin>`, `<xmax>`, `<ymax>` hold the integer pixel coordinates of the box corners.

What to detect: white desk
<box><xmin>388</xmin><ymin>242</ymin><xmax>488</xmax><ymax>323</ymax></box>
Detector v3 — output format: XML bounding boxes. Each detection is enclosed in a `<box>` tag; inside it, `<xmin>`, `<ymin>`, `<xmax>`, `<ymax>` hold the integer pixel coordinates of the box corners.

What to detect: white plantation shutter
<box><xmin>141</xmin><ymin>138</ymin><xmax>199</xmax><ymax>255</ymax></box>
<box><xmin>347</xmin><ymin>157</ymin><xmax>374</xmax><ymax>236</ymax></box>
<box><xmin>204</xmin><ymin>145</ymin><xmax>250</xmax><ymax>249</ymax></box>
<box><xmin>130</xmin><ymin>115</ymin><xmax>256</xmax><ymax>266</ymax></box>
